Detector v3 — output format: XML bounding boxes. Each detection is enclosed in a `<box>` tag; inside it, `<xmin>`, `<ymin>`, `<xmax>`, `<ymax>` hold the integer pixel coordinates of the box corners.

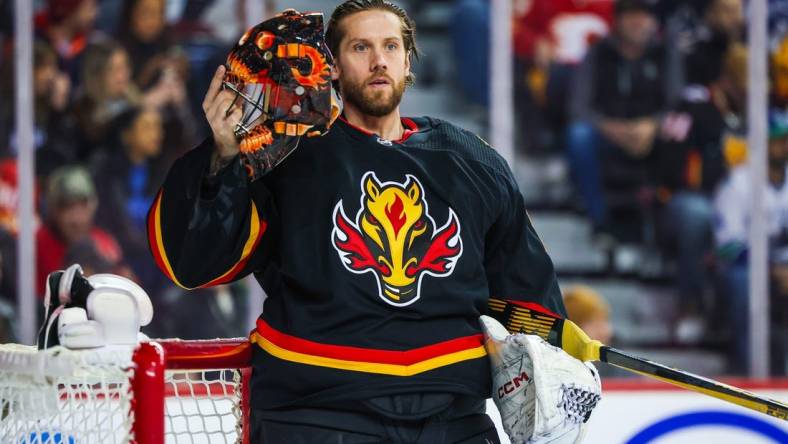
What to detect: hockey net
<box><xmin>0</xmin><ymin>339</ymin><xmax>251</xmax><ymax>444</ymax></box>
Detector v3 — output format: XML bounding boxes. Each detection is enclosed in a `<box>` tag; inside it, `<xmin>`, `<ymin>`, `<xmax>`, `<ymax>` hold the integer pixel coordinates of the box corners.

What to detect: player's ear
<box><xmin>404</xmin><ymin>50</ymin><xmax>411</xmax><ymax>77</ymax></box>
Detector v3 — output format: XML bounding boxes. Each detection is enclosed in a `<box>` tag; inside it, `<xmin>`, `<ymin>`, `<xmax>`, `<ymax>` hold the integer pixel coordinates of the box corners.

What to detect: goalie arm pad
<box><xmin>147</xmin><ymin>139</ymin><xmax>279</xmax><ymax>289</ymax></box>
<box><xmin>481</xmin><ymin>315</ymin><xmax>601</xmax><ymax>444</ymax></box>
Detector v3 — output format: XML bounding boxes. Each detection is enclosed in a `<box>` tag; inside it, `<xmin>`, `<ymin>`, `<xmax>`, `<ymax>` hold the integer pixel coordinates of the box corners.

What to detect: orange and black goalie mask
<box><xmin>224</xmin><ymin>10</ymin><xmax>341</xmax><ymax>180</ymax></box>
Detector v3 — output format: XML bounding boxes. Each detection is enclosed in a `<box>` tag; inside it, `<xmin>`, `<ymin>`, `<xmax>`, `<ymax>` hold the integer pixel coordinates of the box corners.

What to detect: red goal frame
<box><xmin>131</xmin><ymin>339</ymin><xmax>252</xmax><ymax>444</ymax></box>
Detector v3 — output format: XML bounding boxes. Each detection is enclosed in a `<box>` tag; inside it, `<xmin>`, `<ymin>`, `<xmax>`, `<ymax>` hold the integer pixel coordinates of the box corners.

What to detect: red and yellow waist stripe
<box><xmin>252</xmin><ymin>319</ymin><xmax>487</xmax><ymax>376</ymax></box>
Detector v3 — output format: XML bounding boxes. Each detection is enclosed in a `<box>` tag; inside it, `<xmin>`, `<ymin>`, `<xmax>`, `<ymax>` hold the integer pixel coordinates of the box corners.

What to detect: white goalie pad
<box><xmin>480</xmin><ymin>315</ymin><xmax>601</xmax><ymax>444</ymax></box>
<box><xmin>87</xmin><ymin>287</ymin><xmax>141</xmax><ymax>345</ymax></box>
<box><xmin>58</xmin><ymin>307</ymin><xmax>105</xmax><ymax>349</ymax></box>
<box><xmin>88</xmin><ymin>274</ymin><xmax>153</xmax><ymax>327</ymax></box>
<box><xmin>41</xmin><ymin>266</ymin><xmax>155</xmax><ymax>350</ymax></box>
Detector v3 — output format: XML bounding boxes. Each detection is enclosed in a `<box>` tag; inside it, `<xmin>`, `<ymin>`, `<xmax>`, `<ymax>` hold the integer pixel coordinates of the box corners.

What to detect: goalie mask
<box><xmin>223</xmin><ymin>9</ymin><xmax>341</xmax><ymax>180</ymax></box>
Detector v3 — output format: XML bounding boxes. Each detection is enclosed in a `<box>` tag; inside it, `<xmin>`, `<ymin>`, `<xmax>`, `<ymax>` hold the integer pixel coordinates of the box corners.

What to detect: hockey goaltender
<box><xmin>147</xmin><ymin>1</ymin><xmax>601</xmax><ymax>442</ymax></box>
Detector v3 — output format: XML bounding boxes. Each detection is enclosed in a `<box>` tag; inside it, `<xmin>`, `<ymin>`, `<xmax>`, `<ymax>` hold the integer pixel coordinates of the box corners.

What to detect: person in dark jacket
<box><xmin>567</xmin><ymin>0</ymin><xmax>683</xmax><ymax>239</ymax></box>
<box><xmin>115</xmin><ymin>0</ymin><xmax>196</xmax><ymax>157</ymax></box>
<box><xmin>93</xmin><ymin>105</ymin><xmax>165</xmax><ymax>296</ymax></box>
<box><xmin>0</xmin><ymin>41</ymin><xmax>78</xmax><ymax>176</ymax></box>
<box><xmin>684</xmin><ymin>0</ymin><xmax>744</xmax><ymax>86</ymax></box>
<box><xmin>653</xmin><ymin>42</ymin><xmax>748</xmax><ymax>342</ymax></box>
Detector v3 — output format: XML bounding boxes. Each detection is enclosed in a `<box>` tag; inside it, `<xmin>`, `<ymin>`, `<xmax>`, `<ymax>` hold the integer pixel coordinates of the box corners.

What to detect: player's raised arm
<box><xmin>146</xmin><ymin>131</ymin><xmax>277</xmax><ymax>290</ymax></box>
<box><xmin>147</xmin><ymin>11</ymin><xmax>340</xmax><ymax>289</ymax></box>
<box><xmin>145</xmin><ymin>64</ymin><xmax>276</xmax><ymax>290</ymax></box>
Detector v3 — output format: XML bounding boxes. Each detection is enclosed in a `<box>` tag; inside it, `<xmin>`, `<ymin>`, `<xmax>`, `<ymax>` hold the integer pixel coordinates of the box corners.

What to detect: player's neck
<box><xmin>343</xmin><ymin>105</ymin><xmax>404</xmax><ymax>141</ymax></box>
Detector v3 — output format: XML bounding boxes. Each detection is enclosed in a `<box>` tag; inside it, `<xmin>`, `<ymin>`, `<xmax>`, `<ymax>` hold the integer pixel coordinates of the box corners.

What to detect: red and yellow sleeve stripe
<box><xmin>251</xmin><ymin>319</ymin><xmax>487</xmax><ymax>376</ymax></box>
<box><xmin>147</xmin><ymin>190</ymin><xmax>267</xmax><ymax>289</ymax></box>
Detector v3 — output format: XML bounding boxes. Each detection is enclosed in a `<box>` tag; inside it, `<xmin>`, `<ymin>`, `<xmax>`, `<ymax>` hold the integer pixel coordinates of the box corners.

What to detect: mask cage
<box><xmin>222</xmin><ymin>79</ymin><xmax>272</xmax><ymax>138</ymax></box>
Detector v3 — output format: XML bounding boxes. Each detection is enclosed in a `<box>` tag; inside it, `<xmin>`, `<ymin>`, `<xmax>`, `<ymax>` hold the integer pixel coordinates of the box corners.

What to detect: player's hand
<box><xmin>202</xmin><ymin>65</ymin><xmax>242</xmax><ymax>159</ymax></box>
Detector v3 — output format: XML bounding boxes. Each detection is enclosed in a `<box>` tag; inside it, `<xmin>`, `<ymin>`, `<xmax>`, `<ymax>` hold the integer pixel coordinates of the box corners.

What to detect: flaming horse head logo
<box><xmin>332</xmin><ymin>172</ymin><xmax>463</xmax><ymax>307</ymax></box>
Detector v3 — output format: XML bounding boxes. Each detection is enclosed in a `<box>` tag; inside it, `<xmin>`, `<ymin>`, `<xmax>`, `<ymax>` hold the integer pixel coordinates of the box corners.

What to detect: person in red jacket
<box><xmin>513</xmin><ymin>0</ymin><xmax>615</xmax><ymax>153</ymax></box>
<box><xmin>513</xmin><ymin>0</ymin><xmax>614</xmax><ymax>66</ymax></box>
<box><xmin>36</xmin><ymin>166</ymin><xmax>124</xmax><ymax>297</ymax></box>
<box><xmin>34</xmin><ymin>0</ymin><xmax>99</xmax><ymax>85</ymax></box>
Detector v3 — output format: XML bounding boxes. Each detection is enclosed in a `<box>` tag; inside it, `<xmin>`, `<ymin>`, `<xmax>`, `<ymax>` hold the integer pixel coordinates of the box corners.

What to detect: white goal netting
<box><xmin>0</xmin><ymin>342</ymin><xmax>247</xmax><ymax>444</ymax></box>
<box><xmin>165</xmin><ymin>369</ymin><xmax>244</xmax><ymax>443</ymax></box>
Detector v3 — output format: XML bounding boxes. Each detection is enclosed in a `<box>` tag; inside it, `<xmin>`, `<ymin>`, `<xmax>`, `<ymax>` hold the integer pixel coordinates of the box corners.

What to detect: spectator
<box><xmin>115</xmin><ymin>0</ymin><xmax>196</xmax><ymax>157</ymax></box>
<box><xmin>36</xmin><ymin>166</ymin><xmax>123</xmax><ymax>297</ymax></box>
<box><xmin>684</xmin><ymin>0</ymin><xmax>744</xmax><ymax>86</ymax></box>
<box><xmin>34</xmin><ymin>0</ymin><xmax>100</xmax><ymax>85</ymax></box>
<box><xmin>563</xmin><ymin>285</ymin><xmax>613</xmax><ymax>344</ymax></box>
<box><xmin>511</xmin><ymin>0</ymin><xmax>614</xmax><ymax>154</ymax></box>
<box><xmin>92</xmin><ymin>106</ymin><xmax>165</xmax><ymax>295</ymax></box>
<box><xmin>654</xmin><ymin>43</ymin><xmax>748</xmax><ymax>337</ymax></box>
<box><xmin>512</xmin><ymin>0</ymin><xmax>614</xmax><ymax>67</ymax></box>
<box><xmin>450</xmin><ymin>0</ymin><xmax>489</xmax><ymax>107</ymax></box>
<box><xmin>0</xmin><ymin>40</ymin><xmax>78</xmax><ymax>176</ymax></box>
<box><xmin>72</xmin><ymin>39</ymin><xmax>186</xmax><ymax>158</ymax></box>
<box><xmin>71</xmin><ymin>40</ymin><xmax>138</xmax><ymax>157</ymax></box>
<box><xmin>0</xmin><ymin>159</ymin><xmax>37</xmax><ymax>238</ymax></box>
<box><xmin>772</xmin><ymin>34</ymin><xmax>788</xmax><ymax>108</ymax></box>
<box><xmin>714</xmin><ymin>110</ymin><xmax>788</xmax><ymax>374</ymax></box>
<box><xmin>567</xmin><ymin>0</ymin><xmax>682</xmax><ymax>239</ymax></box>
<box><xmin>64</xmin><ymin>238</ymin><xmax>131</xmax><ymax>277</ymax></box>
<box><xmin>116</xmin><ymin>0</ymin><xmax>187</xmax><ymax>92</ymax></box>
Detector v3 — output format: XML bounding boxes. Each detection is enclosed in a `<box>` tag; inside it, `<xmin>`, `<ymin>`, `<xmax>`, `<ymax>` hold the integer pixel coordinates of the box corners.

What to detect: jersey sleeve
<box><xmin>484</xmin><ymin>168</ymin><xmax>566</xmax><ymax>317</ymax></box>
<box><xmin>146</xmin><ymin>138</ymin><xmax>278</xmax><ymax>289</ymax></box>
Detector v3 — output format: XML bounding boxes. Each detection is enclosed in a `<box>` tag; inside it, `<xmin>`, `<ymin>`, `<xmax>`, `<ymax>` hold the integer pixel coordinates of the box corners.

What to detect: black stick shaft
<box><xmin>601</xmin><ymin>347</ymin><xmax>787</xmax><ymax>420</ymax></box>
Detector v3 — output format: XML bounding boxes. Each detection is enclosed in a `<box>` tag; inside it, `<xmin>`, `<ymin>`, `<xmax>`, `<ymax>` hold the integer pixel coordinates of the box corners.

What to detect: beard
<box><xmin>339</xmin><ymin>72</ymin><xmax>406</xmax><ymax>118</ymax></box>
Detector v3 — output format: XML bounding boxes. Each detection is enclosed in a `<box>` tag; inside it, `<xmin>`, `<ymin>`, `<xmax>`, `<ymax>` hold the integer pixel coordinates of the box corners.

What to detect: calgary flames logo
<box><xmin>332</xmin><ymin>172</ymin><xmax>463</xmax><ymax>307</ymax></box>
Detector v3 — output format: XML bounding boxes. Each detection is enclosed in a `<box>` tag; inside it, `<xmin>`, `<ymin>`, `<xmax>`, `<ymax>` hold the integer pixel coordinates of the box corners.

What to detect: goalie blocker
<box><xmin>481</xmin><ymin>315</ymin><xmax>601</xmax><ymax>444</ymax></box>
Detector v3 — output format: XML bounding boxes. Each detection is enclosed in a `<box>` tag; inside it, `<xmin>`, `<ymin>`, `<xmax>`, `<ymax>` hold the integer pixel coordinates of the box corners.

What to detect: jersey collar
<box><xmin>337</xmin><ymin>115</ymin><xmax>419</xmax><ymax>145</ymax></box>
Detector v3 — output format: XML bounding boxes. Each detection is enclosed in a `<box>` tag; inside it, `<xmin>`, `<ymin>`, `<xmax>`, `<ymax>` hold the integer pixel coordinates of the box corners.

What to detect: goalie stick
<box><xmin>488</xmin><ymin>298</ymin><xmax>788</xmax><ymax>421</ymax></box>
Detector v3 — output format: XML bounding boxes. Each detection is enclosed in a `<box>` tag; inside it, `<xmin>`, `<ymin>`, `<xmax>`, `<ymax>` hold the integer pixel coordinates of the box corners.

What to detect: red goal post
<box><xmin>0</xmin><ymin>338</ymin><xmax>252</xmax><ymax>444</ymax></box>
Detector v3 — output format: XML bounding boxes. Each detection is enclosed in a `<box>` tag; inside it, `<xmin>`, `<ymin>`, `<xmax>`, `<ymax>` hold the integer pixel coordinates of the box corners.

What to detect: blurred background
<box><xmin>0</xmin><ymin>0</ymin><xmax>785</xmax><ymax>386</ymax></box>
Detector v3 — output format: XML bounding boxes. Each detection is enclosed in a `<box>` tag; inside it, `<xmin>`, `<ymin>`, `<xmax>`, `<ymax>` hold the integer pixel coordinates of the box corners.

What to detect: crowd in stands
<box><xmin>451</xmin><ymin>0</ymin><xmax>787</xmax><ymax>374</ymax></box>
<box><xmin>0</xmin><ymin>0</ymin><xmax>253</xmax><ymax>340</ymax></box>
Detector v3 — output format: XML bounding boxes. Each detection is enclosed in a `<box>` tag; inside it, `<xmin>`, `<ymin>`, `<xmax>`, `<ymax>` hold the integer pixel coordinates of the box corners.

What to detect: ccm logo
<box><xmin>497</xmin><ymin>371</ymin><xmax>530</xmax><ymax>399</ymax></box>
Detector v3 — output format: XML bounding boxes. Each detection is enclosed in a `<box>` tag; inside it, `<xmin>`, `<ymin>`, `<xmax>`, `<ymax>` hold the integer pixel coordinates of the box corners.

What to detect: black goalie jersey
<box><xmin>147</xmin><ymin>116</ymin><xmax>565</xmax><ymax>410</ymax></box>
